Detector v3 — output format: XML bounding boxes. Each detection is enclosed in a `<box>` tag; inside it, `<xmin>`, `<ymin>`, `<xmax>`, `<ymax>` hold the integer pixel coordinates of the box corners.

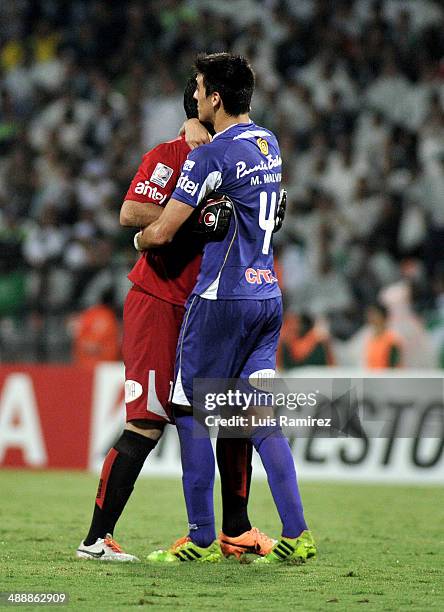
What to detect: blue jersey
<box><xmin>171</xmin><ymin>121</ymin><xmax>282</xmax><ymax>300</ymax></box>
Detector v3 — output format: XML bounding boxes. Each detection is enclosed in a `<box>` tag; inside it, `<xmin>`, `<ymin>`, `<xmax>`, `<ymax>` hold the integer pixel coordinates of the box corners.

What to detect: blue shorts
<box><xmin>172</xmin><ymin>295</ymin><xmax>283</xmax><ymax>406</ymax></box>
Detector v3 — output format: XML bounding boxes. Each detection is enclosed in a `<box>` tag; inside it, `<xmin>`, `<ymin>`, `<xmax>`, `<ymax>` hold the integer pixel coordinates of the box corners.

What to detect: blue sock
<box><xmin>175</xmin><ymin>413</ymin><xmax>216</xmax><ymax>548</ymax></box>
<box><xmin>252</xmin><ymin>428</ymin><xmax>308</xmax><ymax>538</ymax></box>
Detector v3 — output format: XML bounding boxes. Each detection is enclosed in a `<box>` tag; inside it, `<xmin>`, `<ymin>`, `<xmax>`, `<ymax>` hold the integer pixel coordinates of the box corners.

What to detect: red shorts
<box><xmin>122</xmin><ymin>286</ymin><xmax>185</xmax><ymax>423</ymax></box>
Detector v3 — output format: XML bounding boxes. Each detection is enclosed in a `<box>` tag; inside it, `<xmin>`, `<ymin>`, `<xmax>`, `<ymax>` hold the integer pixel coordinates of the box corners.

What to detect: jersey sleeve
<box><xmin>171</xmin><ymin>144</ymin><xmax>224</xmax><ymax>209</ymax></box>
<box><xmin>124</xmin><ymin>142</ymin><xmax>179</xmax><ymax>206</ymax></box>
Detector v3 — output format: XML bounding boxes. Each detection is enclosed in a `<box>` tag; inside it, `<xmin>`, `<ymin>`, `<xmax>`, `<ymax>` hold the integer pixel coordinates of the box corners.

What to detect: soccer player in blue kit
<box><xmin>135</xmin><ymin>53</ymin><xmax>316</xmax><ymax>564</ymax></box>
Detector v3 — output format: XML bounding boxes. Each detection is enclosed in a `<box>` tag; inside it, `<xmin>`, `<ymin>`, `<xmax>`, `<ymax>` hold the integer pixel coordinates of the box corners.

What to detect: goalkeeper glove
<box><xmin>274</xmin><ymin>188</ymin><xmax>287</xmax><ymax>233</ymax></box>
<box><xmin>134</xmin><ymin>193</ymin><xmax>233</xmax><ymax>250</ymax></box>
<box><xmin>191</xmin><ymin>193</ymin><xmax>233</xmax><ymax>240</ymax></box>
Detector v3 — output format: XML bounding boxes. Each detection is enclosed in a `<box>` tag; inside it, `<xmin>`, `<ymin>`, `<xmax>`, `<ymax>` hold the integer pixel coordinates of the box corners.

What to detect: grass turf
<box><xmin>0</xmin><ymin>470</ymin><xmax>443</xmax><ymax>611</ymax></box>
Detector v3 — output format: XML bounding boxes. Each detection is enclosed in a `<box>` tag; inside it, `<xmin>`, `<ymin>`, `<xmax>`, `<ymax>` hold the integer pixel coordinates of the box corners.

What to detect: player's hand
<box><xmin>181</xmin><ymin>118</ymin><xmax>212</xmax><ymax>149</ymax></box>
<box><xmin>273</xmin><ymin>188</ymin><xmax>287</xmax><ymax>233</ymax></box>
<box><xmin>191</xmin><ymin>193</ymin><xmax>233</xmax><ymax>240</ymax></box>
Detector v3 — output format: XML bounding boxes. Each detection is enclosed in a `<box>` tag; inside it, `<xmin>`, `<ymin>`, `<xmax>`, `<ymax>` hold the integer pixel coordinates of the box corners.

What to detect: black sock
<box><xmin>216</xmin><ymin>436</ymin><xmax>253</xmax><ymax>537</ymax></box>
<box><xmin>84</xmin><ymin>430</ymin><xmax>157</xmax><ymax>545</ymax></box>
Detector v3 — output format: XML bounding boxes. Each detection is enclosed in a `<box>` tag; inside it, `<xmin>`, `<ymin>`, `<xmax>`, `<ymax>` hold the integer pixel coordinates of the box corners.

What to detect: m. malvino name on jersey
<box><xmin>171</xmin><ymin>122</ymin><xmax>282</xmax><ymax>301</ymax></box>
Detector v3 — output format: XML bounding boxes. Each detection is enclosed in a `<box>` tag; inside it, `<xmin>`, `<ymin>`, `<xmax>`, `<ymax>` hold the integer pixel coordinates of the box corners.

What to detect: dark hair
<box><xmin>194</xmin><ymin>52</ymin><xmax>255</xmax><ymax>116</ymax></box>
<box><xmin>183</xmin><ymin>75</ymin><xmax>198</xmax><ymax>119</ymax></box>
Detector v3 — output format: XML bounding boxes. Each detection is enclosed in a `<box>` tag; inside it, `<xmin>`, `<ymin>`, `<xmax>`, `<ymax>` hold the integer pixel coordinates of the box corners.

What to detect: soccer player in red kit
<box><xmin>76</xmin><ymin>78</ymin><xmax>274</xmax><ymax>561</ymax></box>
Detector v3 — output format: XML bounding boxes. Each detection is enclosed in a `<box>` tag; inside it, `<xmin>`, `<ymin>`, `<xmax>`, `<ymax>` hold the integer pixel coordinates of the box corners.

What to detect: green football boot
<box><xmin>253</xmin><ymin>530</ymin><xmax>317</xmax><ymax>564</ymax></box>
<box><xmin>147</xmin><ymin>536</ymin><xmax>223</xmax><ymax>563</ymax></box>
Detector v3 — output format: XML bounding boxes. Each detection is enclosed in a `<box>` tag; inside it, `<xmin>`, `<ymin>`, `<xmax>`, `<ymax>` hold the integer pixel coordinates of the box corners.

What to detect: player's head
<box><xmin>183</xmin><ymin>75</ymin><xmax>199</xmax><ymax>119</ymax></box>
<box><xmin>184</xmin><ymin>73</ymin><xmax>215</xmax><ymax>135</ymax></box>
<box><xmin>193</xmin><ymin>53</ymin><xmax>255</xmax><ymax>123</ymax></box>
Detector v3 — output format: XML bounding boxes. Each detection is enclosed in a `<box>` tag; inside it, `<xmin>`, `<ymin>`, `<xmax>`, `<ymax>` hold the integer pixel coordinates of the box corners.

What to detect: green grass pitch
<box><xmin>0</xmin><ymin>470</ymin><xmax>443</xmax><ymax>611</ymax></box>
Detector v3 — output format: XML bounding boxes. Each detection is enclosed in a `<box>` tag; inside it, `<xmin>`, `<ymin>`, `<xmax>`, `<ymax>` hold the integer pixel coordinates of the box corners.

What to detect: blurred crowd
<box><xmin>0</xmin><ymin>0</ymin><xmax>443</xmax><ymax>367</ymax></box>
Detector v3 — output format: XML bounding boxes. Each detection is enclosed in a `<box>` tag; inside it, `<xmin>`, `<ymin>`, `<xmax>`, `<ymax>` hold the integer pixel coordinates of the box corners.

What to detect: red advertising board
<box><xmin>1</xmin><ymin>364</ymin><xmax>443</xmax><ymax>484</ymax></box>
<box><xmin>0</xmin><ymin>366</ymin><xmax>94</xmax><ymax>469</ymax></box>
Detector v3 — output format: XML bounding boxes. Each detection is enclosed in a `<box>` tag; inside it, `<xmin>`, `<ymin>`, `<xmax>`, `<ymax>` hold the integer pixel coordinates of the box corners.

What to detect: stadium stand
<box><xmin>0</xmin><ymin>0</ymin><xmax>443</xmax><ymax>366</ymax></box>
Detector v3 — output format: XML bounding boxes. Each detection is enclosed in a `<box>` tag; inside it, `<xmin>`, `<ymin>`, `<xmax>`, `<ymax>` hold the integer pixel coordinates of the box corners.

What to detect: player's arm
<box><xmin>119</xmin><ymin>199</ymin><xmax>163</xmax><ymax>227</ymax></box>
<box><xmin>135</xmin><ymin>198</ymin><xmax>194</xmax><ymax>249</ymax></box>
<box><xmin>135</xmin><ymin>146</ymin><xmax>224</xmax><ymax>249</ymax></box>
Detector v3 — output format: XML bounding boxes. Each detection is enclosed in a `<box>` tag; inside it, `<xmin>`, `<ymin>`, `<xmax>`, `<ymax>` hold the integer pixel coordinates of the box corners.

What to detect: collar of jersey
<box><xmin>212</xmin><ymin>121</ymin><xmax>254</xmax><ymax>140</ymax></box>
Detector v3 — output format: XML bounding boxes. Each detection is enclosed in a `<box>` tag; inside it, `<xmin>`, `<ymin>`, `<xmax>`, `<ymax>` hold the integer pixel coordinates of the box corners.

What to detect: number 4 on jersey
<box><xmin>259</xmin><ymin>191</ymin><xmax>277</xmax><ymax>255</ymax></box>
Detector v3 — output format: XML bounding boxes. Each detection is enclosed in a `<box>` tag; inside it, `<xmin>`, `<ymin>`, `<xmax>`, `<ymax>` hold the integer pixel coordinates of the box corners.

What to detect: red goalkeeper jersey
<box><xmin>125</xmin><ymin>135</ymin><xmax>202</xmax><ymax>306</ymax></box>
